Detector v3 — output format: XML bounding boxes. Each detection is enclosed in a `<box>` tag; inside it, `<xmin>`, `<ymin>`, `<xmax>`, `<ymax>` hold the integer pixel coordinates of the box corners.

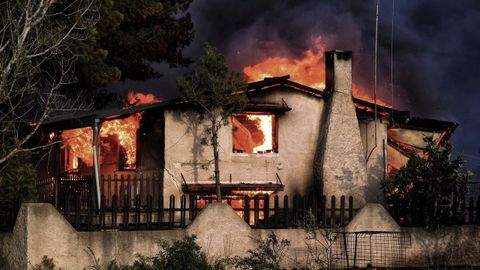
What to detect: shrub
<box><xmin>107</xmin><ymin>235</ymin><xmax>223</xmax><ymax>270</ymax></box>
<box><xmin>0</xmin><ymin>154</ymin><xmax>36</xmax><ymax>231</ymax></box>
<box><xmin>31</xmin><ymin>256</ymin><xmax>57</xmax><ymax>270</ymax></box>
<box><xmin>231</xmin><ymin>232</ymin><xmax>290</xmax><ymax>270</ymax></box>
<box><xmin>382</xmin><ymin>137</ymin><xmax>471</xmax><ymax>230</ymax></box>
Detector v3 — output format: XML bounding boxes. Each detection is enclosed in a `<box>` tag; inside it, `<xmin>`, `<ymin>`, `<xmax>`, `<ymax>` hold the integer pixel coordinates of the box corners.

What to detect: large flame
<box><xmin>244</xmin><ymin>38</ymin><xmax>326</xmax><ymax>90</ymax></box>
<box><xmin>247</xmin><ymin>114</ymin><xmax>273</xmax><ymax>153</ymax></box>
<box><xmin>243</xmin><ymin>37</ymin><xmax>391</xmax><ymax>107</ymax></box>
<box><xmin>60</xmin><ymin>92</ymin><xmax>159</xmax><ymax>170</ymax></box>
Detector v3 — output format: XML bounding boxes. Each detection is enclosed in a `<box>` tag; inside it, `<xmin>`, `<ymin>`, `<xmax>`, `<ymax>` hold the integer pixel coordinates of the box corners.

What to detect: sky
<box><xmin>111</xmin><ymin>0</ymin><xmax>480</xmax><ymax>175</ymax></box>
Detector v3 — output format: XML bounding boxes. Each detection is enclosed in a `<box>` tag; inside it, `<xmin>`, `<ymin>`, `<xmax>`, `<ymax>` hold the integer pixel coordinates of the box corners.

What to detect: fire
<box><xmin>247</xmin><ymin>114</ymin><xmax>273</xmax><ymax>153</ymax></box>
<box><xmin>243</xmin><ymin>37</ymin><xmax>392</xmax><ymax>107</ymax></box>
<box><xmin>243</xmin><ymin>38</ymin><xmax>326</xmax><ymax>90</ymax></box>
<box><xmin>60</xmin><ymin>92</ymin><xmax>159</xmax><ymax>171</ymax></box>
<box><xmin>127</xmin><ymin>92</ymin><xmax>159</xmax><ymax>106</ymax></box>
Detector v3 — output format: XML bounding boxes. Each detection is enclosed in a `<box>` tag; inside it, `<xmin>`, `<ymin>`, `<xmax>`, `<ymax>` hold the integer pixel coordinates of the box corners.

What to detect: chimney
<box><xmin>313</xmin><ymin>50</ymin><xmax>367</xmax><ymax>205</ymax></box>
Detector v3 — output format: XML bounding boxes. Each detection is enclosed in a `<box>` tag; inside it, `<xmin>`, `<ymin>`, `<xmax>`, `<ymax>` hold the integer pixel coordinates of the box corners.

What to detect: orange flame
<box><xmin>244</xmin><ymin>38</ymin><xmax>326</xmax><ymax>90</ymax></box>
<box><xmin>60</xmin><ymin>92</ymin><xmax>159</xmax><ymax>170</ymax></box>
<box><xmin>246</xmin><ymin>114</ymin><xmax>274</xmax><ymax>153</ymax></box>
<box><xmin>243</xmin><ymin>37</ymin><xmax>392</xmax><ymax>107</ymax></box>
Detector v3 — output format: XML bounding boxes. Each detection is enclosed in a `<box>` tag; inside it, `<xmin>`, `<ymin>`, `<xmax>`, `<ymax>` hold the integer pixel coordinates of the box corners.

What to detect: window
<box><xmin>232</xmin><ymin>113</ymin><xmax>277</xmax><ymax>153</ymax></box>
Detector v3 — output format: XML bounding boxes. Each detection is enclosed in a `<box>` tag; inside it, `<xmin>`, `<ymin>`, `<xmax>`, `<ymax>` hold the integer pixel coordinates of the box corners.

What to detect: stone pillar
<box><xmin>314</xmin><ymin>50</ymin><xmax>368</xmax><ymax>205</ymax></box>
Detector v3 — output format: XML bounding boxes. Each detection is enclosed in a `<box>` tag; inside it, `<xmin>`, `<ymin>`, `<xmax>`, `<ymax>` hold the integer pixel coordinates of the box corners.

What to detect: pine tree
<box><xmin>177</xmin><ymin>43</ymin><xmax>247</xmax><ymax>200</ymax></box>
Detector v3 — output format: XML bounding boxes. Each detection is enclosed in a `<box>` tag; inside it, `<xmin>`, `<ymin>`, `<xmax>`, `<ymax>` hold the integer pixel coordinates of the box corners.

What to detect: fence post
<box><xmin>244</xmin><ymin>196</ymin><xmax>250</xmax><ymax>225</ymax></box>
<box><xmin>189</xmin><ymin>195</ymin><xmax>195</xmax><ymax>221</ymax></box>
<box><xmin>274</xmin><ymin>195</ymin><xmax>279</xmax><ymax>228</ymax></box>
<box><xmin>123</xmin><ymin>194</ymin><xmax>129</xmax><ymax>229</ymax></box>
<box><xmin>283</xmin><ymin>195</ymin><xmax>289</xmax><ymax>227</ymax></box>
<box><xmin>340</xmin><ymin>195</ymin><xmax>345</xmax><ymax>226</ymax></box>
<box><xmin>100</xmin><ymin>195</ymin><xmax>106</xmax><ymax>229</ymax></box>
<box><xmin>348</xmin><ymin>196</ymin><xmax>354</xmax><ymax>222</ymax></box>
<box><xmin>158</xmin><ymin>195</ymin><xmax>164</xmax><ymax>228</ymax></box>
<box><xmin>120</xmin><ymin>175</ymin><xmax>125</xmax><ymax>206</ymax></box>
<box><xmin>254</xmin><ymin>195</ymin><xmax>260</xmax><ymax>227</ymax></box>
<box><xmin>169</xmin><ymin>195</ymin><xmax>175</xmax><ymax>228</ymax></box>
<box><xmin>180</xmin><ymin>195</ymin><xmax>186</xmax><ymax>227</ymax></box>
<box><xmin>135</xmin><ymin>194</ymin><xmax>141</xmax><ymax>230</ymax></box>
<box><xmin>292</xmin><ymin>195</ymin><xmax>299</xmax><ymax>227</ymax></box>
<box><xmin>330</xmin><ymin>196</ymin><xmax>336</xmax><ymax>227</ymax></box>
<box><xmin>87</xmin><ymin>194</ymin><xmax>93</xmax><ymax>231</ymax></box>
<box><xmin>112</xmin><ymin>195</ymin><xmax>118</xmax><ymax>229</ymax></box>
<box><xmin>147</xmin><ymin>195</ymin><xmax>152</xmax><ymax>229</ymax></box>
<box><xmin>311</xmin><ymin>193</ymin><xmax>318</xmax><ymax>225</ymax></box>
<box><xmin>322</xmin><ymin>195</ymin><xmax>327</xmax><ymax>226</ymax></box>
<box><xmin>264</xmin><ymin>195</ymin><xmax>270</xmax><ymax>228</ymax></box>
<box><xmin>75</xmin><ymin>194</ymin><xmax>81</xmax><ymax>230</ymax></box>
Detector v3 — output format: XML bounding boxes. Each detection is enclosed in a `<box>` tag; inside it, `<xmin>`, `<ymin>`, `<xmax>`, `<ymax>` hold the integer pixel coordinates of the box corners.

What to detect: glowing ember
<box><xmin>60</xmin><ymin>92</ymin><xmax>159</xmax><ymax>170</ymax></box>
<box><xmin>247</xmin><ymin>114</ymin><xmax>274</xmax><ymax>153</ymax></box>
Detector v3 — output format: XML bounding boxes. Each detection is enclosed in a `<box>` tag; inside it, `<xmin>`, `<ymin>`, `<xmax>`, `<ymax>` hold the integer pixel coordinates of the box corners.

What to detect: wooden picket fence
<box><xmin>59</xmin><ymin>193</ymin><xmax>357</xmax><ymax>231</ymax></box>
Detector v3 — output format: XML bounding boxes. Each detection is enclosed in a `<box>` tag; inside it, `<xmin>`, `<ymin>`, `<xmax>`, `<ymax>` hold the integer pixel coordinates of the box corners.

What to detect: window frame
<box><xmin>231</xmin><ymin>112</ymin><xmax>278</xmax><ymax>154</ymax></box>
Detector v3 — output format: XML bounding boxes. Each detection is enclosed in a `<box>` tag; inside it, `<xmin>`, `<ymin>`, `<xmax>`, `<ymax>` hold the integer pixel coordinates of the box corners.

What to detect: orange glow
<box><xmin>244</xmin><ymin>38</ymin><xmax>326</xmax><ymax>90</ymax></box>
<box><xmin>230</xmin><ymin>190</ymin><xmax>275</xmax><ymax>196</ymax></box>
<box><xmin>246</xmin><ymin>114</ymin><xmax>273</xmax><ymax>153</ymax></box>
<box><xmin>243</xmin><ymin>37</ymin><xmax>392</xmax><ymax>107</ymax></box>
<box><xmin>127</xmin><ymin>92</ymin><xmax>159</xmax><ymax>106</ymax></box>
<box><xmin>60</xmin><ymin>92</ymin><xmax>158</xmax><ymax>170</ymax></box>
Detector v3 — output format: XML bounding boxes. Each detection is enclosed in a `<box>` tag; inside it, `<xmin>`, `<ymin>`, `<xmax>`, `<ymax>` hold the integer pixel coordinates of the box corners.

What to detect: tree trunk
<box><xmin>212</xmin><ymin>120</ymin><xmax>222</xmax><ymax>201</ymax></box>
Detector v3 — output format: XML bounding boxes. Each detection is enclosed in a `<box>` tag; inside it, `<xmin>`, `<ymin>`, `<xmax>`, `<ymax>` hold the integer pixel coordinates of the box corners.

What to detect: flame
<box><xmin>127</xmin><ymin>92</ymin><xmax>159</xmax><ymax>106</ymax></box>
<box><xmin>244</xmin><ymin>38</ymin><xmax>326</xmax><ymax>90</ymax></box>
<box><xmin>247</xmin><ymin>114</ymin><xmax>274</xmax><ymax>153</ymax></box>
<box><xmin>60</xmin><ymin>92</ymin><xmax>158</xmax><ymax>170</ymax></box>
<box><xmin>243</xmin><ymin>37</ymin><xmax>392</xmax><ymax>107</ymax></box>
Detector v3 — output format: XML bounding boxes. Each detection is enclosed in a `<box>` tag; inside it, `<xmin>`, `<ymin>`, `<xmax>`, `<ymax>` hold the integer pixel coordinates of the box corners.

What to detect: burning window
<box><xmin>232</xmin><ymin>113</ymin><xmax>277</xmax><ymax>154</ymax></box>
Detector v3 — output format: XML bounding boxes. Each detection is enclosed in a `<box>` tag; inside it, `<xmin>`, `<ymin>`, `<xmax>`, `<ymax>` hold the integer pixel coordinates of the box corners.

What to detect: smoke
<box><xmin>111</xmin><ymin>0</ymin><xmax>480</xmax><ymax>173</ymax></box>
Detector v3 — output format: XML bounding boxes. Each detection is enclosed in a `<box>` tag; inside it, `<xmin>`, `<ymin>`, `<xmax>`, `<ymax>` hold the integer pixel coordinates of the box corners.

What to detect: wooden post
<box><xmin>348</xmin><ymin>196</ymin><xmax>354</xmax><ymax>222</ymax></box>
<box><xmin>244</xmin><ymin>196</ymin><xmax>250</xmax><ymax>225</ymax></box>
<box><xmin>169</xmin><ymin>195</ymin><xmax>175</xmax><ymax>228</ymax></box>
<box><xmin>135</xmin><ymin>194</ymin><xmax>141</xmax><ymax>229</ymax></box>
<box><xmin>75</xmin><ymin>194</ymin><xmax>81</xmax><ymax>230</ymax></box>
<box><xmin>158</xmin><ymin>195</ymin><xmax>164</xmax><ymax>228</ymax></box>
<box><xmin>100</xmin><ymin>195</ymin><xmax>106</xmax><ymax>229</ymax></box>
<box><xmin>264</xmin><ymin>195</ymin><xmax>270</xmax><ymax>228</ymax></box>
<box><xmin>274</xmin><ymin>195</ymin><xmax>279</xmax><ymax>227</ymax></box>
<box><xmin>330</xmin><ymin>195</ymin><xmax>336</xmax><ymax>227</ymax></box>
<box><xmin>180</xmin><ymin>195</ymin><xmax>186</xmax><ymax>227</ymax></box>
<box><xmin>322</xmin><ymin>195</ymin><xmax>327</xmax><ymax>226</ymax></box>
<box><xmin>123</xmin><ymin>194</ymin><xmax>129</xmax><ymax>229</ymax></box>
<box><xmin>112</xmin><ymin>195</ymin><xmax>118</xmax><ymax>229</ymax></box>
<box><xmin>283</xmin><ymin>195</ymin><xmax>289</xmax><ymax>227</ymax></box>
<box><xmin>254</xmin><ymin>195</ymin><xmax>260</xmax><ymax>226</ymax></box>
<box><xmin>147</xmin><ymin>195</ymin><xmax>152</xmax><ymax>229</ymax></box>
<box><xmin>292</xmin><ymin>195</ymin><xmax>298</xmax><ymax>226</ymax></box>
<box><xmin>340</xmin><ymin>195</ymin><xmax>345</xmax><ymax>226</ymax></box>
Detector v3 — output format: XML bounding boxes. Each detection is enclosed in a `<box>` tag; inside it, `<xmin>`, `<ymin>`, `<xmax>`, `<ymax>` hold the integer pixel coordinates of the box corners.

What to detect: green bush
<box><xmin>0</xmin><ymin>155</ymin><xmax>36</xmax><ymax>231</ymax></box>
<box><xmin>31</xmin><ymin>256</ymin><xmax>57</xmax><ymax>270</ymax></box>
<box><xmin>382</xmin><ymin>137</ymin><xmax>471</xmax><ymax>230</ymax></box>
<box><xmin>108</xmin><ymin>235</ymin><xmax>224</xmax><ymax>270</ymax></box>
<box><xmin>231</xmin><ymin>232</ymin><xmax>290</xmax><ymax>270</ymax></box>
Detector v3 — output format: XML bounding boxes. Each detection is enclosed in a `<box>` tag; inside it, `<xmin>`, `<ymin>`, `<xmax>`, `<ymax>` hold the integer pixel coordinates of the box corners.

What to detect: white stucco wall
<box><xmin>359</xmin><ymin>119</ymin><xmax>389</xmax><ymax>203</ymax></box>
<box><xmin>163</xmin><ymin>88</ymin><xmax>325</xmax><ymax>199</ymax></box>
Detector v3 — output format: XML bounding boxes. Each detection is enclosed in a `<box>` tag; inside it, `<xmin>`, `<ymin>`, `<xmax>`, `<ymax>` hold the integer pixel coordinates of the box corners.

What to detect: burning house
<box><xmin>38</xmin><ymin>50</ymin><xmax>456</xmax><ymax>217</ymax></box>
